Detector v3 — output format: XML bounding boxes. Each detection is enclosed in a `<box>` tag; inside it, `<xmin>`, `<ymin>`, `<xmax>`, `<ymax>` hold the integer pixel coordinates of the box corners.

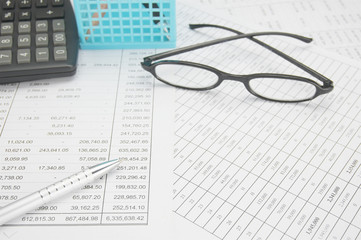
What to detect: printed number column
<box><xmin>102</xmin><ymin>51</ymin><xmax>154</xmax><ymax>224</ymax></box>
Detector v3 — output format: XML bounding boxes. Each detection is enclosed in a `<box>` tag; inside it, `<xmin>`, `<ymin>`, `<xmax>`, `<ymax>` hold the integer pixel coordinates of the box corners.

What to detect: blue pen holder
<box><xmin>73</xmin><ymin>0</ymin><xmax>176</xmax><ymax>49</ymax></box>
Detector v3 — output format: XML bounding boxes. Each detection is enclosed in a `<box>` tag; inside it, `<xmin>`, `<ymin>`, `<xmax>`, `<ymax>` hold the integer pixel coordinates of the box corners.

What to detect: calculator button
<box><xmin>53</xmin><ymin>32</ymin><xmax>66</xmax><ymax>46</ymax></box>
<box><xmin>36</xmin><ymin>20</ymin><xmax>48</xmax><ymax>32</ymax></box>
<box><xmin>19</xmin><ymin>0</ymin><xmax>32</xmax><ymax>8</ymax></box>
<box><xmin>19</xmin><ymin>11</ymin><xmax>32</xmax><ymax>21</ymax></box>
<box><xmin>1</xmin><ymin>23</ymin><xmax>14</xmax><ymax>35</ymax></box>
<box><xmin>18</xmin><ymin>21</ymin><xmax>31</xmax><ymax>33</ymax></box>
<box><xmin>17</xmin><ymin>49</ymin><xmax>31</xmax><ymax>63</ymax></box>
<box><xmin>36</xmin><ymin>33</ymin><xmax>48</xmax><ymax>46</ymax></box>
<box><xmin>2</xmin><ymin>0</ymin><xmax>15</xmax><ymax>9</ymax></box>
<box><xmin>54</xmin><ymin>46</ymin><xmax>67</xmax><ymax>61</ymax></box>
<box><xmin>52</xmin><ymin>0</ymin><xmax>64</xmax><ymax>7</ymax></box>
<box><xmin>36</xmin><ymin>0</ymin><xmax>48</xmax><ymax>7</ymax></box>
<box><xmin>0</xmin><ymin>36</ymin><xmax>13</xmax><ymax>49</ymax></box>
<box><xmin>52</xmin><ymin>19</ymin><xmax>65</xmax><ymax>32</ymax></box>
<box><xmin>18</xmin><ymin>35</ymin><xmax>31</xmax><ymax>47</ymax></box>
<box><xmin>2</xmin><ymin>12</ymin><xmax>14</xmax><ymax>22</ymax></box>
<box><xmin>36</xmin><ymin>8</ymin><xmax>64</xmax><ymax>19</ymax></box>
<box><xmin>0</xmin><ymin>50</ymin><xmax>12</xmax><ymax>65</ymax></box>
<box><xmin>36</xmin><ymin>48</ymin><xmax>49</xmax><ymax>62</ymax></box>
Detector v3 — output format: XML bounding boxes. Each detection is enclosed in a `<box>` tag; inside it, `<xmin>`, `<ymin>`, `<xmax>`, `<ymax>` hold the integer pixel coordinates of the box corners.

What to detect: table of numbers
<box><xmin>0</xmin><ymin>50</ymin><xmax>156</xmax><ymax>225</ymax></box>
<box><xmin>172</xmin><ymin>5</ymin><xmax>361</xmax><ymax>240</ymax></box>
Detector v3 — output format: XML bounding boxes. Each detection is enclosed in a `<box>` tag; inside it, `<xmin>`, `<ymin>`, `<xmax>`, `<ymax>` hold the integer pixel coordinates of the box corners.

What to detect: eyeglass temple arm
<box><xmin>190</xmin><ymin>24</ymin><xmax>333</xmax><ymax>88</ymax></box>
<box><xmin>143</xmin><ymin>30</ymin><xmax>311</xmax><ymax>63</ymax></box>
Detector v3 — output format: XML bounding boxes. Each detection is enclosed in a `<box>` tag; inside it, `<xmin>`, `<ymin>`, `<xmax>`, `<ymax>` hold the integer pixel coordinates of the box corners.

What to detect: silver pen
<box><xmin>0</xmin><ymin>158</ymin><xmax>121</xmax><ymax>225</ymax></box>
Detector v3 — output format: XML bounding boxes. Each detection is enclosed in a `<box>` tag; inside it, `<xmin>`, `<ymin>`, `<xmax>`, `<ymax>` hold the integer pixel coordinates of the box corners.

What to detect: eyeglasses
<box><xmin>141</xmin><ymin>24</ymin><xmax>334</xmax><ymax>103</ymax></box>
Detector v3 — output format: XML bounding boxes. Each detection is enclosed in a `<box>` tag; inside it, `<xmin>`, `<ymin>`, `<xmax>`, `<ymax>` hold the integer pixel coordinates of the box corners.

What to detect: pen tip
<box><xmin>113</xmin><ymin>158</ymin><xmax>123</xmax><ymax>165</ymax></box>
<box><xmin>109</xmin><ymin>158</ymin><xmax>121</xmax><ymax>164</ymax></box>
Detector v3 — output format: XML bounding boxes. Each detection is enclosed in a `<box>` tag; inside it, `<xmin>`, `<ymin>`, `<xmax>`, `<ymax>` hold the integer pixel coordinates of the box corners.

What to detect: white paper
<box><xmin>0</xmin><ymin>49</ymin><xmax>174</xmax><ymax>239</ymax></box>
<box><xmin>172</xmin><ymin>2</ymin><xmax>361</xmax><ymax>240</ymax></box>
<box><xmin>190</xmin><ymin>0</ymin><xmax>361</xmax><ymax>60</ymax></box>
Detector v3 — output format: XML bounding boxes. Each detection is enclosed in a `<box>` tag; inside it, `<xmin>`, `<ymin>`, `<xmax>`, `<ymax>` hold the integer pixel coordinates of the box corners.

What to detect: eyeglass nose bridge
<box><xmin>218</xmin><ymin>72</ymin><xmax>251</xmax><ymax>85</ymax></box>
<box><xmin>218</xmin><ymin>73</ymin><xmax>263</xmax><ymax>99</ymax></box>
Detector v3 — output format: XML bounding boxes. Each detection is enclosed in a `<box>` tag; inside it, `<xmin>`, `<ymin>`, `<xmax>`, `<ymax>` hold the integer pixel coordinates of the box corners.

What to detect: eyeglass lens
<box><xmin>155</xmin><ymin>64</ymin><xmax>219</xmax><ymax>89</ymax></box>
<box><xmin>155</xmin><ymin>63</ymin><xmax>317</xmax><ymax>101</ymax></box>
<box><xmin>249</xmin><ymin>78</ymin><xmax>317</xmax><ymax>101</ymax></box>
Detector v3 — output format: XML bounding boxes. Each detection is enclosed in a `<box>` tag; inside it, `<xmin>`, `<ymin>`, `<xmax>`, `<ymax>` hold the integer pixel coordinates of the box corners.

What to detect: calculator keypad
<box><xmin>0</xmin><ymin>1</ymin><xmax>68</xmax><ymax>65</ymax></box>
<box><xmin>0</xmin><ymin>0</ymin><xmax>78</xmax><ymax>83</ymax></box>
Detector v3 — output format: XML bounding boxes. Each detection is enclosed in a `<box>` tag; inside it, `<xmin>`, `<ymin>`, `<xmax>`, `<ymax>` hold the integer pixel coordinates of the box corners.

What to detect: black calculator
<box><xmin>0</xmin><ymin>0</ymin><xmax>79</xmax><ymax>84</ymax></box>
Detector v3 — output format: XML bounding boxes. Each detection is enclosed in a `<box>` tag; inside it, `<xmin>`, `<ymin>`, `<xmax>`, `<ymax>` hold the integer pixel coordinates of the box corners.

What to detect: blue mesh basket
<box><xmin>73</xmin><ymin>0</ymin><xmax>176</xmax><ymax>49</ymax></box>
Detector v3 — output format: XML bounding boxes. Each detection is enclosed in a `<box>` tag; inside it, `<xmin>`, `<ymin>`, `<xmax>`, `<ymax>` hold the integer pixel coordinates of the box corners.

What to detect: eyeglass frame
<box><xmin>141</xmin><ymin>24</ymin><xmax>334</xmax><ymax>103</ymax></box>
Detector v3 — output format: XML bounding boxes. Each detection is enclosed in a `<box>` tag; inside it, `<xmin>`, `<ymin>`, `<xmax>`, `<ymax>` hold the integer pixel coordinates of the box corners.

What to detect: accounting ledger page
<box><xmin>193</xmin><ymin>0</ymin><xmax>361</xmax><ymax>61</ymax></box>
<box><xmin>0</xmin><ymin>50</ymin><xmax>174</xmax><ymax>239</ymax></box>
<box><xmin>173</xmin><ymin>2</ymin><xmax>360</xmax><ymax>240</ymax></box>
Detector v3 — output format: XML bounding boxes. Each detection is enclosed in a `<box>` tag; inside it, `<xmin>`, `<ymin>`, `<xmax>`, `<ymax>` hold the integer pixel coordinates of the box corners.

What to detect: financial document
<box><xmin>193</xmin><ymin>0</ymin><xmax>361</xmax><ymax>61</ymax></box>
<box><xmin>0</xmin><ymin>50</ymin><xmax>174</xmax><ymax>239</ymax></box>
<box><xmin>173</xmin><ymin>2</ymin><xmax>360</xmax><ymax>240</ymax></box>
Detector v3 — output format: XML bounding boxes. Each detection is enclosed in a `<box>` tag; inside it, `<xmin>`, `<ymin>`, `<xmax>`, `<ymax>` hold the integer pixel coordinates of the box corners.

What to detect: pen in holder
<box><xmin>73</xmin><ymin>0</ymin><xmax>176</xmax><ymax>49</ymax></box>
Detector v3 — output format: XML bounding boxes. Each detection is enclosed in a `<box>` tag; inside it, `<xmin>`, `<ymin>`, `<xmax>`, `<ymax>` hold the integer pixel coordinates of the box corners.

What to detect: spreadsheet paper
<box><xmin>172</xmin><ymin>2</ymin><xmax>361</xmax><ymax>240</ymax></box>
<box><xmin>0</xmin><ymin>50</ymin><xmax>174</xmax><ymax>239</ymax></box>
<box><xmin>193</xmin><ymin>0</ymin><xmax>361</xmax><ymax>61</ymax></box>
